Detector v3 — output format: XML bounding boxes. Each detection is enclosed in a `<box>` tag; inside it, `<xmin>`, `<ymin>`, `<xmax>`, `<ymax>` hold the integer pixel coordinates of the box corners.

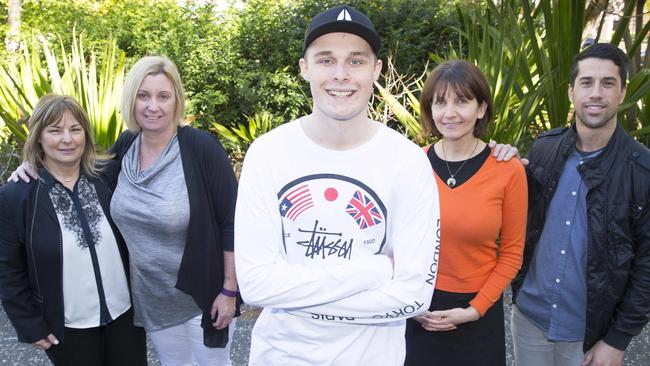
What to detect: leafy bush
<box><xmin>16</xmin><ymin>0</ymin><xmax>192</xmax><ymax>59</ymax></box>
<box><xmin>0</xmin><ymin>135</ymin><xmax>20</xmax><ymax>184</ymax></box>
<box><xmin>3</xmin><ymin>0</ymin><xmax>459</xmax><ymax>144</ymax></box>
<box><xmin>289</xmin><ymin>0</ymin><xmax>457</xmax><ymax>75</ymax></box>
<box><xmin>183</xmin><ymin>0</ymin><xmax>459</xmax><ymax>131</ymax></box>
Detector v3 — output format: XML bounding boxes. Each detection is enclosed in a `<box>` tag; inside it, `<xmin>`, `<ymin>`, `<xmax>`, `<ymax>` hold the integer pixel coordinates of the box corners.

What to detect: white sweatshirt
<box><xmin>235</xmin><ymin>120</ymin><xmax>440</xmax><ymax>366</ymax></box>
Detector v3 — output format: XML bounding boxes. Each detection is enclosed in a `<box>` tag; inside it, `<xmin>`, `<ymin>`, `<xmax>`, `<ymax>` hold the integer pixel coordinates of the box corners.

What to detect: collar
<box><xmin>570</xmin><ymin>123</ymin><xmax>626</xmax><ymax>188</ymax></box>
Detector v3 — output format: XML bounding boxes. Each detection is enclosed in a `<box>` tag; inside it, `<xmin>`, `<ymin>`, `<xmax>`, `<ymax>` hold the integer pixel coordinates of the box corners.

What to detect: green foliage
<box><xmin>0</xmin><ymin>1</ymin><xmax>9</xmax><ymax>58</ymax></box>
<box><xmin>603</xmin><ymin>1</ymin><xmax>650</xmax><ymax>145</ymax></box>
<box><xmin>4</xmin><ymin>0</ymin><xmax>646</xmax><ymax>159</ymax></box>
<box><xmin>211</xmin><ymin>110</ymin><xmax>286</xmax><ymax>175</ymax></box>
<box><xmin>0</xmin><ymin>33</ymin><xmax>126</xmax><ymax>150</ymax></box>
<box><xmin>0</xmin><ymin>135</ymin><xmax>20</xmax><ymax>183</ymax></box>
<box><xmin>377</xmin><ymin>0</ymin><xmax>650</xmax><ymax>152</ymax></box>
<box><xmin>18</xmin><ymin>0</ymin><xmax>92</xmax><ymax>39</ymax></box>
<box><xmin>372</xmin><ymin>57</ymin><xmax>427</xmax><ymax>144</ymax></box>
<box><xmin>0</xmin><ymin>139</ymin><xmax>19</xmax><ymax>183</ymax></box>
<box><xmin>96</xmin><ymin>0</ymin><xmax>311</xmax><ymax>131</ymax></box>
<box><xmin>421</xmin><ymin>0</ymin><xmax>591</xmax><ymax>150</ymax></box>
<box><xmin>4</xmin><ymin>0</ymin><xmax>459</xmax><ymax>159</ymax></box>
<box><xmin>212</xmin><ymin>110</ymin><xmax>284</xmax><ymax>150</ymax></box>
<box><xmin>183</xmin><ymin>36</ymin><xmax>309</xmax><ymax>131</ymax></box>
<box><xmin>18</xmin><ymin>0</ymin><xmax>193</xmax><ymax>61</ymax></box>
<box><xmin>625</xmin><ymin>68</ymin><xmax>650</xmax><ymax>144</ymax></box>
<box><xmin>447</xmin><ymin>0</ymin><xmax>575</xmax><ymax>149</ymax></box>
<box><xmin>185</xmin><ymin>0</ymin><xmax>458</xmax><ymax>132</ymax></box>
<box><xmin>285</xmin><ymin>0</ymin><xmax>458</xmax><ymax>75</ymax></box>
<box><xmin>0</xmin><ymin>40</ymin><xmax>44</xmax><ymax>142</ymax></box>
<box><xmin>233</xmin><ymin>0</ymin><xmax>304</xmax><ymax>72</ymax></box>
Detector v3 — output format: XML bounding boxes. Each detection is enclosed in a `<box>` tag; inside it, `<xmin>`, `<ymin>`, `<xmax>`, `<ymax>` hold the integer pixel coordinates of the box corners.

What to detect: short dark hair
<box><xmin>419</xmin><ymin>60</ymin><xmax>493</xmax><ymax>138</ymax></box>
<box><xmin>570</xmin><ymin>43</ymin><xmax>628</xmax><ymax>89</ymax></box>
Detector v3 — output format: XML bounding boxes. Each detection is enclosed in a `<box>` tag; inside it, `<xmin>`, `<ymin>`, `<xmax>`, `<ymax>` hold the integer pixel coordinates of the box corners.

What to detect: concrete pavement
<box><xmin>2</xmin><ymin>301</ymin><xmax>648</xmax><ymax>365</ymax></box>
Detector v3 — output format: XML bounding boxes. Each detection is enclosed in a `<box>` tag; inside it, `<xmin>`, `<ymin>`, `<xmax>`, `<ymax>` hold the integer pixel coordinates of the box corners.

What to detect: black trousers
<box><xmin>45</xmin><ymin>308</ymin><xmax>146</xmax><ymax>366</ymax></box>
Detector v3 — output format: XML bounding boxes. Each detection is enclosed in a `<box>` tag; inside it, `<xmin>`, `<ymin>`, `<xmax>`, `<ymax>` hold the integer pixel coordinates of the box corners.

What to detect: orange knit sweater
<box><xmin>427</xmin><ymin>147</ymin><xmax>528</xmax><ymax>316</ymax></box>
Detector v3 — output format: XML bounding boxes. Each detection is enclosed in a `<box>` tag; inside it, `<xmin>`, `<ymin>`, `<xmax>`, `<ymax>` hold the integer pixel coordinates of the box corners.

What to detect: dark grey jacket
<box><xmin>0</xmin><ymin>170</ymin><xmax>130</xmax><ymax>343</ymax></box>
<box><xmin>512</xmin><ymin>124</ymin><xmax>650</xmax><ymax>351</ymax></box>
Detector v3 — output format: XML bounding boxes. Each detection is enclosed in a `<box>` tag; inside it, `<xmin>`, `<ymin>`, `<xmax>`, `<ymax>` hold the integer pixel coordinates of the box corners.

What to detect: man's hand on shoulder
<box><xmin>488</xmin><ymin>140</ymin><xmax>529</xmax><ymax>165</ymax></box>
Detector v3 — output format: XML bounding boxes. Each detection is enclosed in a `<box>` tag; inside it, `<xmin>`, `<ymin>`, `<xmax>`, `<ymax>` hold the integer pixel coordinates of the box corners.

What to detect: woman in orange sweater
<box><xmin>405</xmin><ymin>60</ymin><xmax>527</xmax><ymax>365</ymax></box>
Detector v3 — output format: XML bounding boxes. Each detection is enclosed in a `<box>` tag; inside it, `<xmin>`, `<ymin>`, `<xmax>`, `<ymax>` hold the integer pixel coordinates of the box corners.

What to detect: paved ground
<box><xmin>2</xmin><ymin>296</ymin><xmax>649</xmax><ymax>365</ymax></box>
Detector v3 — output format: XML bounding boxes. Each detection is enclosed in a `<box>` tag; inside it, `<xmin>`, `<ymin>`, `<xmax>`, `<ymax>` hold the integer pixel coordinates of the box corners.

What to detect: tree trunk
<box><xmin>5</xmin><ymin>0</ymin><xmax>22</xmax><ymax>55</ymax></box>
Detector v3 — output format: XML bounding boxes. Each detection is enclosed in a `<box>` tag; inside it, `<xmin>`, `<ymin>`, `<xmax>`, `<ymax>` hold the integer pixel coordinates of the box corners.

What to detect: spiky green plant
<box><xmin>0</xmin><ymin>32</ymin><xmax>126</xmax><ymax>151</ymax></box>
<box><xmin>0</xmin><ymin>42</ymin><xmax>48</xmax><ymax>143</ymax></box>
<box><xmin>211</xmin><ymin>110</ymin><xmax>286</xmax><ymax>175</ymax></box>
<box><xmin>211</xmin><ymin>110</ymin><xmax>284</xmax><ymax>149</ymax></box>
<box><xmin>372</xmin><ymin>56</ymin><xmax>427</xmax><ymax>144</ymax></box>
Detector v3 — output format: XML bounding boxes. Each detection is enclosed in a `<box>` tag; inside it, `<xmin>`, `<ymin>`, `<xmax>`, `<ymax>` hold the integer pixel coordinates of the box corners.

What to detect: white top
<box><xmin>235</xmin><ymin>120</ymin><xmax>440</xmax><ymax>365</ymax></box>
<box><xmin>50</xmin><ymin>177</ymin><xmax>131</xmax><ymax>329</ymax></box>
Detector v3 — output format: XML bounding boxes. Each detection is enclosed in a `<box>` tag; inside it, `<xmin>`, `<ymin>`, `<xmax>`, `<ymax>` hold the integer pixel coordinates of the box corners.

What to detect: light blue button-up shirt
<box><xmin>517</xmin><ymin>148</ymin><xmax>601</xmax><ymax>341</ymax></box>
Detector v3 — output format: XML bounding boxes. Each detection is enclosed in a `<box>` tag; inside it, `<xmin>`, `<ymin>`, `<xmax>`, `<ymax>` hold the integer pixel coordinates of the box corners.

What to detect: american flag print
<box><xmin>279</xmin><ymin>184</ymin><xmax>314</xmax><ymax>221</ymax></box>
<box><xmin>346</xmin><ymin>190</ymin><xmax>383</xmax><ymax>229</ymax></box>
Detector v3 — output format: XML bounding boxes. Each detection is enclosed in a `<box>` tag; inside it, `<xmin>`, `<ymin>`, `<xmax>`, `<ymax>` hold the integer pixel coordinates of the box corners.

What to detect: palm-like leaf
<box><xmin>211</xmin><ymin>110</ymin><xmax>285</xmax><ymax>151</ymax></box>
<box><xmin>0</xmin><ymin>33</ymin><xmax>126</xmax><ymax>151</ymax></box>
<box><xmin>378</xmin><ymin>0</ymin><xmax>648</xmax><ymax>152</ymax></box>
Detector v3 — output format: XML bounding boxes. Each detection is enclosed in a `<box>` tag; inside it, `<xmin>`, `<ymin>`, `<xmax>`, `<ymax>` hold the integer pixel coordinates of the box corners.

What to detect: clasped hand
<box><xmin>414</xmin><ymin>306</ymin><xmax>480</xmax><ymax>332</ymax></box>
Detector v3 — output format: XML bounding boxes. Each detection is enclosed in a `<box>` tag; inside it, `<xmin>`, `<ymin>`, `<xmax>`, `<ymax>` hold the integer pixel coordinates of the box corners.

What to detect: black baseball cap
<box><xmin>303</xmin><ymin>5</ymin><xmax>381</xmax><ymax>56</ymax></box>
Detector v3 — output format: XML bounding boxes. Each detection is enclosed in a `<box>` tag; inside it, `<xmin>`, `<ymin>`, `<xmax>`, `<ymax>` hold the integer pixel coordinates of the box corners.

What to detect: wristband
<box><xmin>220</xmin><ymin>288</ymin><xmax>238</xmax><ymax>298</ymax></box>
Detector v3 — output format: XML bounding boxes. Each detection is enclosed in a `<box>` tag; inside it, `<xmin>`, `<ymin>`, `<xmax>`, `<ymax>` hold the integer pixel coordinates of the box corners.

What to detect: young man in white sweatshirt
<box><xmin>234</xmin><ymin>5</ymin><xmax>440</xmax><ymax>365</ymax></box>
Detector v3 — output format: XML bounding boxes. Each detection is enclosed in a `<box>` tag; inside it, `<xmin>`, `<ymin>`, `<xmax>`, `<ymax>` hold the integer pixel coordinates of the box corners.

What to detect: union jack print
<box><xmin>346</xmin><ymin>190</ymin><xmax>383</xmax><ymax>229</ymax></box>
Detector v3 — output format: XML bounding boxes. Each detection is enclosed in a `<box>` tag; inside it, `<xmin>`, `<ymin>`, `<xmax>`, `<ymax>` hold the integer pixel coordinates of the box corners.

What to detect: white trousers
<box><xmin>149</xmin><ymin>314</ymin><xmax>236</xmax><ymax>366</ymax></box>
<box><xmin>511</xmin><ymin>305</ymin><xmax>584</xmax><ymax>366</ymax></box>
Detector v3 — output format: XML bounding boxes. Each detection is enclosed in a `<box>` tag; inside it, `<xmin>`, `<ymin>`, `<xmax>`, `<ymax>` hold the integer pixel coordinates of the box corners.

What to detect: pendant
<box><xmin>446</xmin><ymin>177</ymin><xmax>456</xmax><ymax>187</ymax></box>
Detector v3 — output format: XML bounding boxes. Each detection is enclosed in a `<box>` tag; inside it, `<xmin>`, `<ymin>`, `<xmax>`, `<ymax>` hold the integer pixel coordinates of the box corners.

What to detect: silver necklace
<box><xmin>441</xmin><ymin>139</ymin><xmax>479</xmax><ymax>187</ymax></box>
<box><xmin>53</xmin><ymin>174</ymin><xmax>76</xmax><ymax>183</ymax></box>
<box><xmin>57</xmin><ymin>176</ymin><xmax>75</xmax><ymax>185</ymax></box>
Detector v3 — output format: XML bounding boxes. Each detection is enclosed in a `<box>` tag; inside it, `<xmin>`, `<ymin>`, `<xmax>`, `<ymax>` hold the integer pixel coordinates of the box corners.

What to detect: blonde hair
<box><xmin>22</xmin><ymin>94</ymin><xmax>100</xmax><ymax>177</ymax></box>
<box><xmin>121</xmin><ymin>56</ymin><xmax>186</xmax><ymax>131</ymax></box>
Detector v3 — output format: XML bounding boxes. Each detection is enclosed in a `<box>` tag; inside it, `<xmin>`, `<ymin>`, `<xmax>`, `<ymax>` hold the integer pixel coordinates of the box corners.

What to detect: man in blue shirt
<box><xmin>511</xmin><ymin>43</ymin><xmax>650</xmax><ymax>366</ymax></box>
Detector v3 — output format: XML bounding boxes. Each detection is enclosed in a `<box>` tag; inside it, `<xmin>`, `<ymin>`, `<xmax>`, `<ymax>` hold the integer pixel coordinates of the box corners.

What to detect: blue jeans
<box><xmin>511</xmin><ymin>305</ymin><xmax>584</xmax><ymax>366</ymax></box>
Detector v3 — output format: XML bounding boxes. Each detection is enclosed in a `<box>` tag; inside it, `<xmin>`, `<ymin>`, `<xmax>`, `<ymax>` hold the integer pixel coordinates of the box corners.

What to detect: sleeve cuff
<box><xmin>468</xmin><ymin>297</ymin><xmax>489</xmax><ymax>317</ymax></box>
<box><xmin>603</xmin><ymin>327</ymin><xmax>633</xmax><ymax>351</ymax></box>
<box><xmin>15</xmin><ymin>324</ymin><xmax>50</xmax><ymax>344</ymax></box>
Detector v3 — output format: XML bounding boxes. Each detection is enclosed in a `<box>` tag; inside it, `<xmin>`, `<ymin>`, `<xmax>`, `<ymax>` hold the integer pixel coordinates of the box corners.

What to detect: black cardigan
<box><xmin>109</xmin><ymin>125</ymin><xmax>240</xmax><ymax>346</ymax></box>
<box><xmin>0</xmin><ymin>169</ymin><xmax>130</xmax><ymax>343</ymax></box>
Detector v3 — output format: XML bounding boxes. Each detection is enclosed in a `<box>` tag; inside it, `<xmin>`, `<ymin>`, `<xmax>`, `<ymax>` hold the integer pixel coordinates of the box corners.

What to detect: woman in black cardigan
<box><xmin>107</xmin><ymin>56</ymin><xmax>240</xmax><ymax>365</ymax></box>
<box><xmin>0</xmin><ymin>95</ymin><xmax>146</xmax><ymax>365</ymax></box>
